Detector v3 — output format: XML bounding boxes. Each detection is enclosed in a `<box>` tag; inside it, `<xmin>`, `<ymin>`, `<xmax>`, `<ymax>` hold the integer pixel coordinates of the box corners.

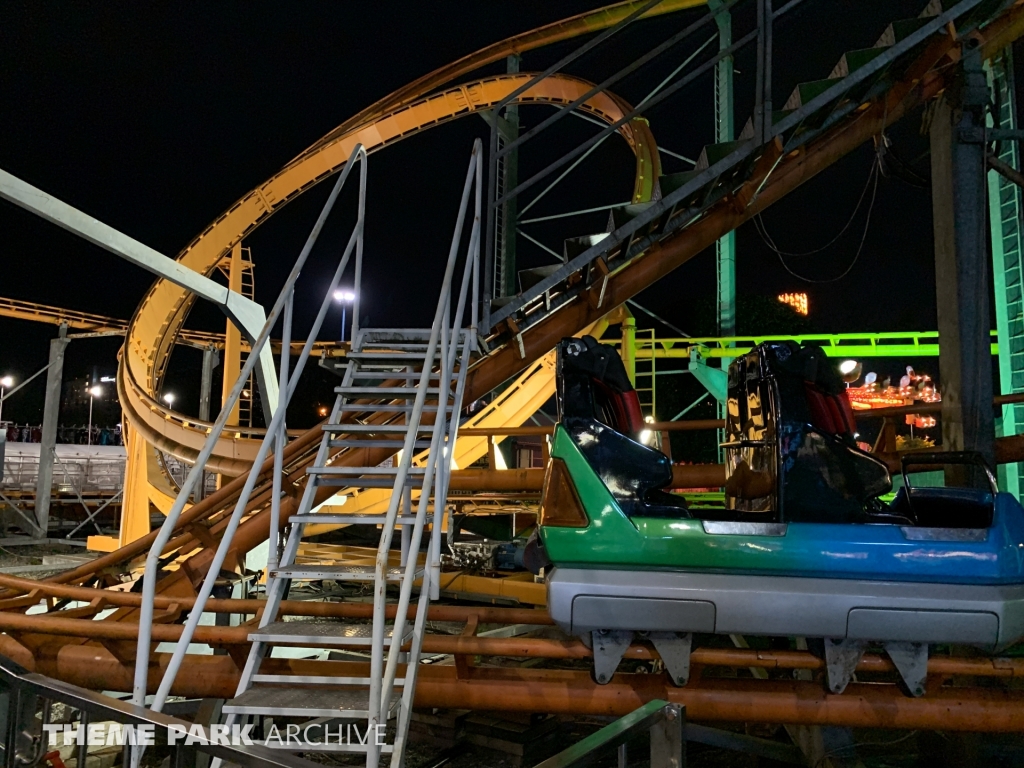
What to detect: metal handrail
<box><xmin>133</xmin><ymin>143</ymin><xmax>369</xmax><ymax>713</ymax></box>
<box><xmin>0</xmin><ymin>654</ymin><xmax>315</xmax><ymax>768</ymax></box>
<box><xmin>377</xmin><ymin>142</ymin><xmax>482</xmax><ymax>735</ymax></box>
<box><xmin>531</xmin><ymin>700</ymin><xmax>684</xmax><ymax>768</ymax></box>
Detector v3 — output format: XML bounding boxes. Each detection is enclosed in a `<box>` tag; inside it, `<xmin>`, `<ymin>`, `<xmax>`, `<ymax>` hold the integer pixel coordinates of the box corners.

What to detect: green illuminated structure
<box><xmin>987</xmin><ymin>50</ymin><xmax>1024</xmax><ymax>499</ymax></box>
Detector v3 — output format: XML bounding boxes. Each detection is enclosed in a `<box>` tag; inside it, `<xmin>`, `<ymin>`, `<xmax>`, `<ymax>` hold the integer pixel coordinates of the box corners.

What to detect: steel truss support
<box><xmin>34</xmin><ymin>324</ymin><xmax>68</xmax><ymax>536</ymax></box>
<box><xmin>987</xmin><ymin>49</ymin><xmax>1024</xmax><ymax>499</ymax></box>
<box><xmin>493</xmin><ymin>54</ymin><xmax>521</xmax><ymax>300</ymax></box>
<box><xmin>930</xmin><ymin>40</ymin><xmax>996</xmax><ymax>484</ymax></box>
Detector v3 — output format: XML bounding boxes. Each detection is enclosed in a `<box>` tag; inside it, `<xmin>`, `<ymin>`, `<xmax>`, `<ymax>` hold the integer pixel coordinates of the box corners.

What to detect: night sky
<box><xmin>0</xmin><ymin>1</ymin><xmax>1013</xmax><ymax>439</ymax></box>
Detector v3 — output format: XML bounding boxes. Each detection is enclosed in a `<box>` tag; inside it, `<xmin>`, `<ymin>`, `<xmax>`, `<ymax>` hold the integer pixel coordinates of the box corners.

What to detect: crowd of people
<box><xmin>2</xmin><ymin>424</ymin><xmax>123</xmax><ymax>446</ymax></box>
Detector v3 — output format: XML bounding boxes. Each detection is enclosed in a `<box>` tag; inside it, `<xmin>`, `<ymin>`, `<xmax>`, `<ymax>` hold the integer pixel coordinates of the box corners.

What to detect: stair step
<box><xmin>250</xmin><ymin>621</ymin><xmax>414</xmax><ymax>647</ymax></box>
<box><xmin>658</xmin><ymin>170</ymin><xmax>700</xmax><ymax>198</ymax></box>
<box><xmin>255</xmin><ymin>740</ymin><xmax>394</xmax><ymax>755</ymax></box>
<box><xmin>322</xmin><ymin>423</ymin><xmax>437</xmax><ymax>433</ymax></box>
<box><xmin>360</xmin><ymin>343</ymin><xmax>432</xmax><ymax>351</ymax></box>
<box><xmin>351</xmin><ymin>370</ymin><xmax>443</xmax><ymax>380</ymax></box>
<box><xmin>291</xmin><ymin>514</ymin><xmax>419</xmax><ymax>525</ymax></box>
<box><xmin>828</xmin><ymin>47</ymin><xmax>886</xmax><ymax>79</ymax></box>
<box><xmin>308</xmin><ymin>466</ymin><xmax>427</xmax><ymax>476</ymax></box>
<box><xmin>782</xmin><ymin>78</ymin><xmax>843</xmax><ymax>111</ymax></box>
<box><xmin>338</xmin><ymin>386</ymin><xmax>446</xmax><ymax>397</ymax></box>
<box><xmin>360</xmin><ymin>327</ymin><xmax>434</xmax><ymax>341</ymax></box>
<box><xmin>347</xmin><ymin>351</ymin><xmax>431</xmax><ymax>362</ymax></box>
<box><xmin>737</xmin><ymin>110</ymin><xmax>794</xmax><ymax>141</ymax></box>
<box><xmin>694</xmin><ymin>139</ymin><xmax>747</xmax><ymax>172</ymax></box>
<box><xmin>272</xmin><ymin>564</ymin><xmax>420</xmax><ymax>581</ymax></box>
<box><xmin>338</xmin><ymin>403</ymin><xmax>441</xmax><ymax>413</ymax></box>
<box><xmin>223</xmin><ymin>686</ymin><xmax>401</xmax><ymax>719</ymax></box>
<box><xmin>874</xmin><ymin>17</ymin><xmax>930</xmax><ymax>48</ymax></box>
<box><xmin>252</xmin><ymin>675</ymin><xmax>406</xmax><ymax>686</ymax></box>
<box><xmin>311</xmin><ymin>476</ymin><xmax>427</xmax><ymax>488</ymax></box>
<box><xmin>329</xmin><ymin>439</ymin><xmax>434</xmax><ymax>449</ymax></box>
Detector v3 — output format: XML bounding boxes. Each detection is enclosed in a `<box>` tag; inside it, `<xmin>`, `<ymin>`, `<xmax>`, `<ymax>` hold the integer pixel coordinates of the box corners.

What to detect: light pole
<box><xmin>87</xmin><ymin>385</ymin><xmax>102</xmax><ymax>445</ymax></box>
<box><xmin>333</xmin><ymin>289</ymin><xmax>356</xmax><ymax>342</ymax></box>
<box><xmin>163</xmin><ymin>393</ymin><xmax>175</xmax><ymax>408</ymax></box>
<box><xmin>0</xmin><ymin>375</ymin><xmax>12</xmax><ymax>422</ymax></box>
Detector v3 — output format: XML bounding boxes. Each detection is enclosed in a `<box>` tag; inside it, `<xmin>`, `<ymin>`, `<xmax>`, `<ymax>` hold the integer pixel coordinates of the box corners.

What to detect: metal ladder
<box><xmin>634</xmin><ymin>328</ymin><xmax>657</xmax><ymax>421</ymax></box>
<box><xmin>218</xmin><ymin>143</ymin><xmax>483</xmax><ymax>768</ymax></box>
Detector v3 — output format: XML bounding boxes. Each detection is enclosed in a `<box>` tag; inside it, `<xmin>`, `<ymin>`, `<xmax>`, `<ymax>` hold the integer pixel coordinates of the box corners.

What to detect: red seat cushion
<box><xmin>804</xmin><ymin>382</ymin><xmax>857</xmax><ymax>437</ymax></box>
<box><xmin>592</xmin><ymin>379</ymin><xmax>645</xmax><ymax>436</ymax></box>
<box><xmin>804</xmin><ymin>383</ymin><xmax>837</xmax><ymax>434</ymax></box>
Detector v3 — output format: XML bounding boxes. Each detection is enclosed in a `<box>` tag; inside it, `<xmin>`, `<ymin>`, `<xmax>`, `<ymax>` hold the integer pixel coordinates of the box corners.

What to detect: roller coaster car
<box><xmin>539</xmin><ymin>338</ymin><xmax>1024</xmax><ymax>695</ymax></box>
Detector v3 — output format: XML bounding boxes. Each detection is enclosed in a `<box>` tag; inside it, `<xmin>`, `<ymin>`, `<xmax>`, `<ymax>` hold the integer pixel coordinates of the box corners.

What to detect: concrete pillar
<box><xmin>930</xmin><ymin>41</ymin><xmax>994</xmax><ymax>486</ymax></box>
<box><xmin>35</xmin><ymin>325</ymin><xmax>69</xmax><ymax>535</ymax></box>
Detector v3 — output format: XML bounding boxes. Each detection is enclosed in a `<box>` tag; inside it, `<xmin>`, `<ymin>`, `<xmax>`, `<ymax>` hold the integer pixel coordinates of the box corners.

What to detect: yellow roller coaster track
<box><xmin>121</xmin><ymin>71</ymin><xmax>665</xmax><ymax>475</ymax></box>
<box><xmin>50</xmin><ymin>0</ymin><xmax>1024</xmax><ymax>566</ymax></box>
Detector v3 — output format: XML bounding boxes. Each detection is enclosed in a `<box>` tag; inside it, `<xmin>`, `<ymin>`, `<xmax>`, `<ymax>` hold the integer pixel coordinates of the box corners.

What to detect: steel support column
<box><xmin>711</xmin><ymin>0</ymin><xmax>737</xmax><ymax>464</ymax></box>
<box><xmin>34</xmin><ymin>325</ymin><xmax>68</xmax><ymax>536</ymax></box>
<box><xmin>495</xmin><ymin>54</ymin><xmax>521</xmax><ymax>299</ymax></box>
<box><xmin>987</xmin><ymin>49</ymin><xmax>1024</xmax><ymax>499</ymax></box>
<box><xmin>710</xmin><ymin>0</ymin><xmax>736</xmax><ymax>339</ymax></box>
<box><xmin>197</xmin><ymin>346</ymin><xmax>218</xmax><ymax>502</ymax></box>
<box><xmin>930</xmin><ymin>41</ymin><xmax>995</xmax><ymax>484</ymax></box>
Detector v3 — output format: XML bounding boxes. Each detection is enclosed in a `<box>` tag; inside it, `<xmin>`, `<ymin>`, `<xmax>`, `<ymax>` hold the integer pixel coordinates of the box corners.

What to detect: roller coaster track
<box><xmin>48</xmin><ymin>0</ymin><xmax>1024</xmax><ymax>584</ymax></box>
<box><xmin>121</xmin><ymin>71</ymin><xmax>662</xmax><ymax>476</ymax></box>
<box><xmin>9</xmin><ymin>0</ymin><xmax>1024</xmax><ymax>734</ymax></box>
<box><xmin>0</xmin><ymin>296</ymin><xmax>341</xmax><ymax>353</ymax></box>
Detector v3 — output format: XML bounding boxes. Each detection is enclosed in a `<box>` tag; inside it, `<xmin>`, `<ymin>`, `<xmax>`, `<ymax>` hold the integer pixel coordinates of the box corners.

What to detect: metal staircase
<box><xmin>132</xmin><ymin>140</ymin><xmax>482</xmax><ymax>768</ymax></box>
<box><xmin>221</xmin><ymin>146</ymin><xmax>481</xmax><ymax>766</ymax></box>
<box><xmin>223</xmin><ymin>325</ymin><xmax>472</xmax><ymax>764</ymax></box>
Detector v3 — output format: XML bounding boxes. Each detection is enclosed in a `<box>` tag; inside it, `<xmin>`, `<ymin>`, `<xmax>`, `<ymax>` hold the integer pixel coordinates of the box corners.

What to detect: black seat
<box><xmin>890</xmin><ymin>452</ymin><xmax>997</xmax><ymax>528</ymax></box>
<box><xmin>889</xmin><ymin>486</ymin><xmax>994</xmax><ymax>528</ymax></box>
<box><xmin>557</xmin><ymin>337</ymin><xmax>689</xmax><ymax>519</ymax></box>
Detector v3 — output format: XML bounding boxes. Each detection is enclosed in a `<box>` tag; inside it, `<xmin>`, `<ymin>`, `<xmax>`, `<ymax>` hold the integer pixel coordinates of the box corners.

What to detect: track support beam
<box><xmin>930</xmin><ymin>40</ymin><xmax>996</xmax><ymax>484</ymax></box>
<box><xmin>34</xmin><ymin>325</ymin><xmax>68</xmax><ymax>536</ymax></box>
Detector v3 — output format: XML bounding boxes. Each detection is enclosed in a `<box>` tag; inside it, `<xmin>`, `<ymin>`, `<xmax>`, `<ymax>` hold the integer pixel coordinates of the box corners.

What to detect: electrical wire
<box><xmin>755</xmin><ymin>152</ymin><xmax>881</xmax><ymax>284</ymax></box>
<box><xmin>755</xmin><ymin>151</ymin><xmax>879</xmax><ymax>258</ymax></box>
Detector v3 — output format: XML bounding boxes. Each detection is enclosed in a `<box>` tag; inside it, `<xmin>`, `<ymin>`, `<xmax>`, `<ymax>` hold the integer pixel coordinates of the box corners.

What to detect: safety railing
<box><xmin>0</xmin><ymin>653</ymin><xmax>316</xmax><ymax>768</ymax></box>
<box><xmin>1</xmin><ymin>453</ymin><xmax>125</xmax><ymax>494</ymax></box>
<box><xmin>532</xmin><ymin>700</ymin><xmax>684</xmax><ymax>768</ymax></box>
<box><xmin>132</xmin><ymin>142</ymin><xmax>369</xmax><ymax>713</ymax></box>
<box><xmin>373</xmin><ymin>139</ymin><xmax>481</xmax><ymax>761</ymax></box>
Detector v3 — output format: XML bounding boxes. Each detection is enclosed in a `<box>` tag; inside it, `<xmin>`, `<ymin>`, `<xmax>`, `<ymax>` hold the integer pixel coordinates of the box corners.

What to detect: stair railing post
<box><xmin>379</xmin><ymin>141</ymin><xmax>480</xmax><ymax>713</ymax></box>
<box><xmin>351</xmin><ymin>154</ymin><xmax>367</xmax><ymax>351</ymax></box>
<box><xmin>267</xmin><ymin>291</ymin><xmax>293</xmax><ymax>575</ymax></box>
<box><xmin>472</xmin><ymin>137</ymin><xmax>482</xmax><ymax>345</ymax></box>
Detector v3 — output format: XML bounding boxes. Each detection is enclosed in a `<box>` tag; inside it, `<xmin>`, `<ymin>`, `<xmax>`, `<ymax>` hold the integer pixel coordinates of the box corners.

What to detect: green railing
<box><xmin>615</xmin><ymin>331</ymin><xmax>1000</xmax><ymax>359</ymax></box>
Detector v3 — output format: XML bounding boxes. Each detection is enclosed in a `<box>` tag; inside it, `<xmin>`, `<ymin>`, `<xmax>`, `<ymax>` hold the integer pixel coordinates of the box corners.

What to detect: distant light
<box><xmin>839</xmin><ymin>360</ymin><xmax>859</xmax><ymax>375</ymax></box>
<box><xmin>778</xmin><ymin>292</ymin><xmax>809</xmax><ymax>315</ymax></box>
<box><xmin>100</xmin><ymin>376</ymin><xmax>115</xmax><ymax>383</ymax></box>
<box><xmin>0</xmin><ymin>376</ymin><xmax>12</xmax><ymax>389</ymax></box>
<box><xmin>88</xmin><ymin>385</ymin><xmax>103</xmax><ymax>398</ymax></box>
<box><xmin>318</xmin><ymin>406</ymin><xmax>328</xmax><ymax>417</ymax></box>
<box><xmin>333</xmin><ymin>289</ymin><xmax>356</xmax><ymax>303</ymax></box>
<box><xmin>163</xmin><ymin>393</ymin><xmax>175</xmax><ymax>406</ymax></box>
<box><xmin>640</xmin><ymin>429</ymin><xmax>652</xmax><ymax>444</ymax></box>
